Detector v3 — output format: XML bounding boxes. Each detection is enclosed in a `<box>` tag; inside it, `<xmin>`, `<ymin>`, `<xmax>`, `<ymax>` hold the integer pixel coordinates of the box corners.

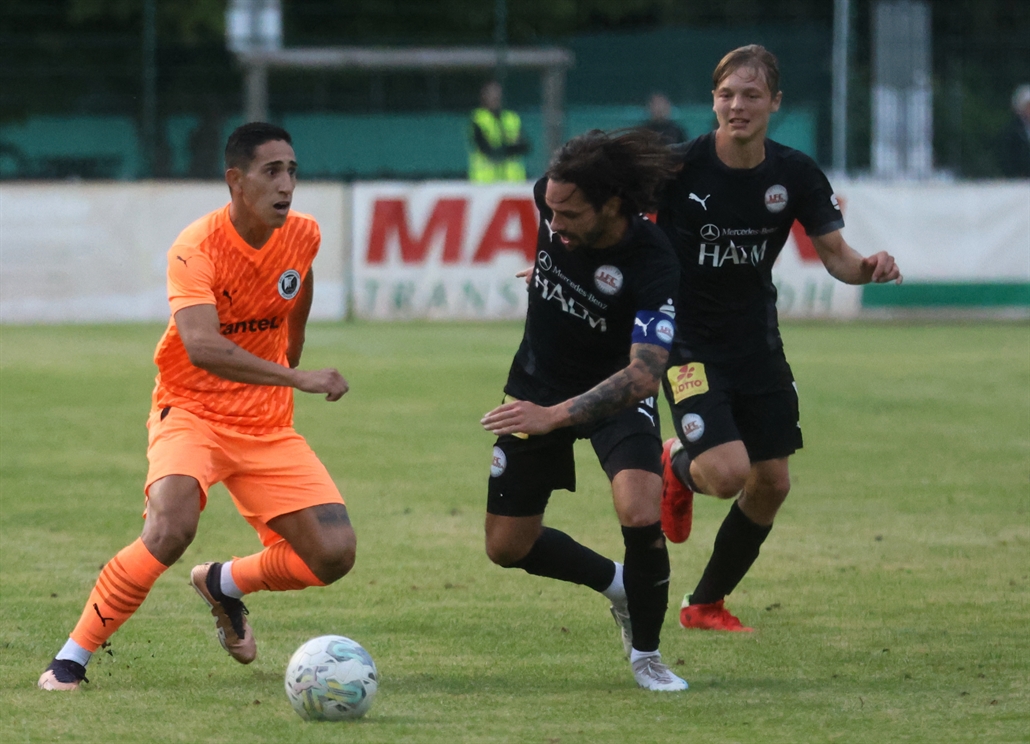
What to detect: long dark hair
<box><xmin>545</xmin><ymin>128</ymin><xmax>680</xmax><ymax>216</ymax></box>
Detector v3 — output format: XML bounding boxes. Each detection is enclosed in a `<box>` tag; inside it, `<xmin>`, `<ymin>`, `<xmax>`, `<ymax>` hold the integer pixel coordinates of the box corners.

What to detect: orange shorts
<box><xmin>145</xmin><ymin>406</ymin><xmax>344</xmax><ymax>546</ymax></box>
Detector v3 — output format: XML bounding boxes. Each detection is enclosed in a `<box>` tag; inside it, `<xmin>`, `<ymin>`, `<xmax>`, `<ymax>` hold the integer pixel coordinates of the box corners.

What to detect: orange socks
<box><xmin>230</xmin><ymin>540</ymin><xmax>324</xmax><ymax>594</ymax></box>
<box><xmin>64</xmin><ymin>538</ymin><xmax>321</xmax><ymax>654</ymax></box>
<box><xmin>69</xmin><ymin>538</ymin><xmax>168</xmax><ymax>653</ymax></box>
<box><xmin>66</xmin><ymin>539</ymin><xmax>320</xmax><ymax>652</ymax></box>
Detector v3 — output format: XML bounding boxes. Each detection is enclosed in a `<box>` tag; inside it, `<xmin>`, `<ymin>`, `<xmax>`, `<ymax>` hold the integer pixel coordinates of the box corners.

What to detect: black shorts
<box><xmin>486</xmin><ymin>397</ymin><xmax>662</xmax><ymax>518</ymax></box>
<box><xmin>662</xmin><ymin>350</ymin><xmax>803</xmax><ymax>463</ymax></box>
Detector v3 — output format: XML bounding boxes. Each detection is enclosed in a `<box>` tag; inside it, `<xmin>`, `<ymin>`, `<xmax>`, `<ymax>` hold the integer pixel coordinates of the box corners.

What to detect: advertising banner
<box><xmin>0</xmin><ymin>182</ymin><xmax>347</xmax><ymax>323</ymax></box>
<box><xmin>351</xmin><ymin>181</ymin><xmax>860</xmax><ymax>320</ymax></box>
<box><xmin>351</xmin><ymin>182</ymin><xmax>537</xmax><ymax>320</ymax></box>
<box><xmin>836</xmin><ymin>180</ymin><xmax>1030</xmax><ymax>281</ymax></box>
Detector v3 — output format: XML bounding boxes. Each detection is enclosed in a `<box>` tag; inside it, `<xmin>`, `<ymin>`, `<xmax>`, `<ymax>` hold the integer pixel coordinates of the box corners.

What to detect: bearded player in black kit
<box><xmin>656</xmin><ymin>45</ymin><xmax>902</xmax><ymax>632</ymax></box>
<box><xmin>480</xmin><ymin>129</ymin><xmax>687</xmax><ymax>691</ymax></box>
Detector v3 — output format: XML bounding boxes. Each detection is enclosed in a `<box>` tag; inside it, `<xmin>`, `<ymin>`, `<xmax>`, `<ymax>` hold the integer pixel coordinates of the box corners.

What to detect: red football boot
<box><xmin>679</xmin><ymin>598</ymin><xmax>753</xmax><ymax>632</ymax></box>
<box><xmin>660</xmin><ymin>438</ymin><xmax>694</xmax><ymax>543</ymax></box>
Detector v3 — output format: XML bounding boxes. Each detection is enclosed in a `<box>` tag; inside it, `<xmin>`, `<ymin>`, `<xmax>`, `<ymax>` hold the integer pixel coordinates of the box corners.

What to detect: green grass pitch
<box><xmin>1</xmin><ymin>321</ymin><xmax>1027</xmax><ymax>743</ymax></box>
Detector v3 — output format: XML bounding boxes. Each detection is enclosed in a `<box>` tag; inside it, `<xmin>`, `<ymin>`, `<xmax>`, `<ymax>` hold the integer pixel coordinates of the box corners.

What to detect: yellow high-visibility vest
<box><xmin>469</xmin><ymin>108</ymin><xmax>527</xmax><ymax>182</ymax></box>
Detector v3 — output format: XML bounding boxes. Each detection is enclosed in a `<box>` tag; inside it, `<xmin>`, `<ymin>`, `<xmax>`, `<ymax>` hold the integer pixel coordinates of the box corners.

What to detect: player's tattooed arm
<box><xmin>564</xmin><ymin>342</ymin><xmax>667</xmax><ymax>426</ymax></box>
<box><xmin>480</xmin><ymin>343</ymin><xmax>667</xmax><ymax>437</ymax></box>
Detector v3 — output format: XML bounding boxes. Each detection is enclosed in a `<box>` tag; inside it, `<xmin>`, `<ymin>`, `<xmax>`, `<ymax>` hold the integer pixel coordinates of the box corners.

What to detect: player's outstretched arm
<box><xmin>286</xmin><ymin>270</ymin><xmax>314</xmax><ymax>368</ymax></box>
<box><xmin>480</xmin><ymin>342</ymin><xmax>667</xmax><ymax>437</ymax></box>
<box><xmin>174</xmin><ymin>304</ymin><xmax>349</xmax><ymax>401</ymax></box>
<box><xmin>812</xmin><ymin>229</ymin><xmax>903</xmax><ymax>285</ymax></box>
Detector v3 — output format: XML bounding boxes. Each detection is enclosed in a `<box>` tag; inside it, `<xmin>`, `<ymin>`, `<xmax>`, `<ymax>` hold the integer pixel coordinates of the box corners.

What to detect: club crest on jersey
<box><xmin>656</xmin><ymin>319</ymin><xmax>675</xmax><ymax>345</ymax></box>
<box><xmin>278</xmin><ymin>269</ymin><xmax>302</xmax><ymax>299</ymax></box>
<box><xmin>490</xmin><ymin>446</ymin><xmax>507</xmax><ymax>477</ymax></box>
<box><xmin>765</xmin><ymin>185</ymin><xmax>788</xmax><ymax>213</ymax></box>
<box><xmin>681</xmin><ymin>413</ymin><xmax>705</xmax><ymax>442</ymax></box>
<box><xmin>594</xmin><ymin>265</ymin><xmax>623</xmax><ymax>296</ymax></box>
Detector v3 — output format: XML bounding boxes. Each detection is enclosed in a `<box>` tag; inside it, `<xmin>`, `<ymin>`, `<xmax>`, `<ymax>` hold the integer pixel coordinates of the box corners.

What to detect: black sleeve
<box><xmin>532</xmin><ymin>177</ymin><xmax>552</xmax><ymax>221</ymax></box>
<box><xmin>793</xmin><ymin>156</ymin><xmax>846</xmax><ymax>237</ymax></box>
<box><xmin>471</xmin><ymin>122</ymin><xmax>504</xmax><ymax>160</ymax></box>
<box><xmin>504</xmin><ymin>138</ymin><xmax>531</xmax><ymax>156</ymax></box>
<box><xmin>633</xmin><ymin>224</ymin><xmax>680</xmax><ymax>313</ymax></box>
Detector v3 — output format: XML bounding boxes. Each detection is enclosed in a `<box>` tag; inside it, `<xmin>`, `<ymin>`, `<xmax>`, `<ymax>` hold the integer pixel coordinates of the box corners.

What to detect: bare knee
<box><xmin>485</xmin><ymin>535</ymin><xmax>531</xmax><ymax>567</ymax></box>
<box><xmin>702</xmin><ymin>461</ymin><xmax>750</xmax><ymax>499</ymax></box>
<box><xmin>307</xmin><ymin>534</ymin><xmax>356</xmax><ymax>585</ymax></box>
<box><xmin>693</xmin><ymin>443</ymin><xmax>750</xmax><ymax>499</ymax></box>
<box><xmin>484</xmin><ymin>515</ymin><xmax>540</xmax><ymax>567</ymax></box>
<box><xmin>141</xmin><ymin>475</ymin><xmax>201</xmax><ymax>565</ymax></box>
<box><xmin>610</xmin><ymin>469</ymin><xmax>661</xmax><ymax>527</ymax></box>
<box><xmin>739</xmin><ymin>464</ymin><xmax>791</xmax><ymax>525</ymax></box>
<box><xmin>140</xmin><ymin>515</ymin><xmax>197</xmax><ymax>566</ymax></box>
<box><xmin>749</xmin><ymin>472</ymin><xmax>791</xmax><ymax>507</ymax></box>
<box><xmin>618</xmin><ymin>509</ymin><xmax>660</xmax><ymax>528</ymax></box>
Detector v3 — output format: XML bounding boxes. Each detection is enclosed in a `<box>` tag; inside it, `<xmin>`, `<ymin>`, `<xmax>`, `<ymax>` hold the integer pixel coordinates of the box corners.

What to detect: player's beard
<box><xmin>564</xmin><ymin>220</ymin><xmax>608</xmax><ymax>251</ymax></box>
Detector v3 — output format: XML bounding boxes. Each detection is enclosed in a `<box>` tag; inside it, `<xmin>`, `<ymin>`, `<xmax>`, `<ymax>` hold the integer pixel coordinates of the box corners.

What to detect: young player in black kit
<box><xmin>480</xmin><ymin>129</ymin><xmax>687</xmax><ymax>691</ymax></box>
<box><xmin>656</xmin><ymin>45</ymin><xmax>903</xmax><ymax>632</ymax></box>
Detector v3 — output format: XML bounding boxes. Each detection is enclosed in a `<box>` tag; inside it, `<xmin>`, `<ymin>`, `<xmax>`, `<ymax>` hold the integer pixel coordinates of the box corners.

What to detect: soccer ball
<box><xmin>284</xmin><ymin>635</ymin><xmax>378</xmax><ymax>721</ymax></box>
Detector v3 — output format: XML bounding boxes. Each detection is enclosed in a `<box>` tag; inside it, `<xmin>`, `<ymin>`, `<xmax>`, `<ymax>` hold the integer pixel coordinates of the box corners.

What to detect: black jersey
<box><xmin>504</xmin><ymin>178</ymin><xmax>679</xmax><ymax>406</ymax></box>
<box><xmin>657</xmin><ymin>132</ymin><xmax>844</xmax><ymax>361</ymax></box>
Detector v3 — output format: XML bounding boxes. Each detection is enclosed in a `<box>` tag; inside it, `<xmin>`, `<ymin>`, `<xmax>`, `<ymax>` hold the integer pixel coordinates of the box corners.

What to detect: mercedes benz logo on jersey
<box><xmin>277</xmin><ymin>269</ymin><xmax>302</xmax><ymax>299</ymax></box>
<box><xmin>537</xmin><ymin>251</ymin><xmax>553</xmax><ymax>271</ymax></box>
<box><xmin>765</xmin><ymin>185</ymin><xmax>788</xmax><ymax>213</ymax></box>
<box><xmin>700</xmin><ymin>224</ymin><xmax>720</xmax><ymax>241</ymax></box>
<box><xmin>594</xmin><ymin>265</ymin><xmax>623</xmax><ymax>296</ymax></box>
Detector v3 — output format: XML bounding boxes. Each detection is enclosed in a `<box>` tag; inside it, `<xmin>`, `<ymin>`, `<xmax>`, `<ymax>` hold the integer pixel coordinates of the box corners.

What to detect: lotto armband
<box><xmin>631</xmin><ymin>310</ymin><xmax>675</xmax><ymax>350</ymax></box>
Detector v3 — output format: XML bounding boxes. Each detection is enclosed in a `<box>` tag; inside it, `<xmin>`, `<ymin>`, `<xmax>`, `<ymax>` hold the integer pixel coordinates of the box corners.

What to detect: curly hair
<box><xmin>545</xmin><ymin>128</ymin><xmax>680</xmax><ymax>216</ymax></box>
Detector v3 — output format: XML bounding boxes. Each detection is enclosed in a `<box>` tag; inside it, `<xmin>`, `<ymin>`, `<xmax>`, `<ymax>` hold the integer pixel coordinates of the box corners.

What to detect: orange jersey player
<box><xmin>40</xmin><ymin>123</ymin><xmax>355</xmax><ymax>691</ymax></box>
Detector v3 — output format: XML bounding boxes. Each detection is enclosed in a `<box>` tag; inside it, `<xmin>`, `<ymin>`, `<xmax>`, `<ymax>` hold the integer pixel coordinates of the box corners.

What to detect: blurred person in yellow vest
<box><xmin>469</xmin><ymin>81</ymin><xmax>531</xmax><ymax>182</ymax></box>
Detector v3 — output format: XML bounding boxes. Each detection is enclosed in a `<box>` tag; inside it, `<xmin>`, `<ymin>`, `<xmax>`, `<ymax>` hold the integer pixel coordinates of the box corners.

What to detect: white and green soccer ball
<box><xmin>284</xmin><ymin>635</ymin><xmax>378</xmax><ymax>721</ymax></box>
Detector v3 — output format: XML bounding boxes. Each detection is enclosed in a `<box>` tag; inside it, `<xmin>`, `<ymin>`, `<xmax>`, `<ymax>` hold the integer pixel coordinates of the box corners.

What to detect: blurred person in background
<box><xmin>998</xmin><ymin>84</ymin><xmax>1030</xmax><ymax>178</ymax></box>
<box><xmin>656</xmin><ymin>45</ymin><xmax>902</xmax><ymax>633</ymax></box>
<box><xmin>468</xmin><ymin>80</ymin><xmax>531</xmax><ymax>182</ymax></box>
<box><xmin>480</xmin><ymin>129</ymin><xmax>687</xmax><ymax>691</ymax></box>
<box><xmin>640</xmin><ymin>92</ymin><xmax>688</xmax><ymax>145</ymax></box>
<box><xmin>188</xmin><ymin>94</ymin><xmax>228</xmax><ymax>179</ymax></box>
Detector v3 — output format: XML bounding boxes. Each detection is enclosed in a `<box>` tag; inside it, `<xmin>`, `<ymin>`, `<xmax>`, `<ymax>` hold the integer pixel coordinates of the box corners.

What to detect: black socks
<box><xmin>690</xmin><ymin>500</ymin><xmax>771</xmax><ymax>605</ymax></box>
<box><xmin>671</xmin><ymin>449</ymin><xmax>701</xmax><ymax>492</ymax></box>
<box><xmin>509</xmin><ymin>527</ymin><xmax>615</xmax><ymax>593</ymax></box>
<box><xmin>621</xmin><ymin>522</ymin><xmax>669</xmax><ymax>653</ymax></box>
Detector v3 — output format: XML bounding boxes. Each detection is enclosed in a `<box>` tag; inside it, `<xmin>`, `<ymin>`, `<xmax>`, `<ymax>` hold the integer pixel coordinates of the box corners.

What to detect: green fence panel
<box><xmin>863</xmin><ymin>282</ymin><xmax>1030</xmax><ymax>307</ymax></box>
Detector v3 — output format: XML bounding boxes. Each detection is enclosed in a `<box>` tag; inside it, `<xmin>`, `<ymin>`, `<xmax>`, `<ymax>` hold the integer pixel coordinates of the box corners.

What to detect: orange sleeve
<box><xmin>167</xmin><ymin>244</ymin><xmax>217</xmax><ymax>314</ymax></box>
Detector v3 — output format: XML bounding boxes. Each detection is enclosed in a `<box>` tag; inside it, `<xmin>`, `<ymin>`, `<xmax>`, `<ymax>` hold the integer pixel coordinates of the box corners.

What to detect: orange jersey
<box><xmin>151</xmin><ymin>204</ymin><xmax>321</xmax><ymax>434</ymax></box>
